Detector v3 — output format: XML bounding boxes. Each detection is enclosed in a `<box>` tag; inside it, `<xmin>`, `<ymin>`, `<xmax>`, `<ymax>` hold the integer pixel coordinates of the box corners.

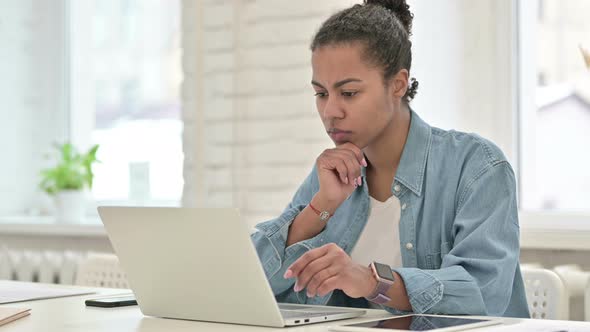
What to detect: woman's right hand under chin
<box><xmin>313</xmin><ymin>142</ymin><xmax>367</xmax><ymax>210</ymax></box>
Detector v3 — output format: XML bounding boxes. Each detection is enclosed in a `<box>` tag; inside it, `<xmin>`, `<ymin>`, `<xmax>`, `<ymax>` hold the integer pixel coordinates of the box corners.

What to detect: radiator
<box><xmin>554</xmin><ymin>265</ymin><xmax>590</xmax><ymax>321</ymax></box>
<box><xmin>0</xmin><ymin>247</ymin><xmax>85</xmax><ymax>285</ymax></box>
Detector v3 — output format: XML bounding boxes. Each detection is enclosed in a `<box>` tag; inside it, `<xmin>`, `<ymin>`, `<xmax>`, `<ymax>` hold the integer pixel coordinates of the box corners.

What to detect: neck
<box><xmin>363</xmin><ymin>105</ymin><xmax>411</xmax><ymax>175</ymax></box>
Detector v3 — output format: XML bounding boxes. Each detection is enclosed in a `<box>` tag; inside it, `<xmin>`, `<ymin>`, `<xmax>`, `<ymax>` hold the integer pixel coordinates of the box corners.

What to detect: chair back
<box><xmin>522</xmin><ymin>267</ymin><xmax>569</xmax><ymax>320</ymax></box>
<box><xmin>75</xmin><ymin>253</ymin><xmax>129</xmax><ymax>289</ymax></box>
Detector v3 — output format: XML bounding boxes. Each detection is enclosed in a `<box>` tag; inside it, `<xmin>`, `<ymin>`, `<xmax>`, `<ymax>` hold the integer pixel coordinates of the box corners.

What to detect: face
<box><xmin>311</xmin><ymin>43</ymin><xmax>406</xmax><ymax>148</ymax></box>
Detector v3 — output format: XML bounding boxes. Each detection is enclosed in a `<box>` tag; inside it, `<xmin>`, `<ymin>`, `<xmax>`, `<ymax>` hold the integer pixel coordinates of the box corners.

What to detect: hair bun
<box><xmin>364</xmin><ymin>0</ymin><xmax>413</xmax><ymax>36</ymax></box>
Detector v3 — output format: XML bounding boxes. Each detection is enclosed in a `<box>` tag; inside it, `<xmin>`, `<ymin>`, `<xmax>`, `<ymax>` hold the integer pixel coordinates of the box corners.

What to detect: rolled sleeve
<box><xmin>390</xmin><ymin>268</ymin><xmax>445</xmax><ymax>314</ymax></box>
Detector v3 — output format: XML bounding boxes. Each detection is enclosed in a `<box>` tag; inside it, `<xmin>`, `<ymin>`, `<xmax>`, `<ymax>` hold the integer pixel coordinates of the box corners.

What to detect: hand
<box><xmin>283</xmin><ymin>243</ymin><xmax>376</xmax><ymax>299</ymax></box>
<box><xmin>315</xmin><ymin>142</ymin><xmax>367</xmax><ymax>206</ymax></box>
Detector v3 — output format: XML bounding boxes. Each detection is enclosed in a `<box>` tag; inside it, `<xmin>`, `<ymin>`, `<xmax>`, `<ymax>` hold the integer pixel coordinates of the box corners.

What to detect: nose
<box><xmin>322</xmin><ymin>95</ymin><xmax>345</xmax><ymax>120</ymax></box>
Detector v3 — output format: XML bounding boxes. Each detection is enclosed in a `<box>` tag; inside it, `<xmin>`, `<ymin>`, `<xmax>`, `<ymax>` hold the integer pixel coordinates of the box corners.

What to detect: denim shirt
<box><xmin>250</xmin><ymin>111</ymin><xmax>530</xmax><ymax>318</ymax></box>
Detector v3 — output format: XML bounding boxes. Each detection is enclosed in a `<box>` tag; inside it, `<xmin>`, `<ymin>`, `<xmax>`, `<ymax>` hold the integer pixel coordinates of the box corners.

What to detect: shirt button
<box><xmin>405</xmin><ymin>242</ymin><xmax>414</xmax><ymax>250</ymax></box>
<box><xmin>401</xmin><ymin>203</ymin><xmax>407</xmax><ymax>210</ymax></box>
<box><xmin>393</xmin><ymin>185</ymin><xmax>401</xmax><ymax>192</ymax></box>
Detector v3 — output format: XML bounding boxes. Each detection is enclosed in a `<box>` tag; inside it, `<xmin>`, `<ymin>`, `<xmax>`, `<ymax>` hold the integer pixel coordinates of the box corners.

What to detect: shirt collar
<box><xmin>394</xmin><ymin>110</ymin><xmax>432</xmax><ymax>196</ymax></box>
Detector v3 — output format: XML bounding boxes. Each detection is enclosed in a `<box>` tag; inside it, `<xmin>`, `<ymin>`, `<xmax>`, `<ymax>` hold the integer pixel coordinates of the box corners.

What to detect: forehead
<box><xmin>311</xmin><ymin>43</ymin><xmax>381</xmax><ymax>83</ymax></box>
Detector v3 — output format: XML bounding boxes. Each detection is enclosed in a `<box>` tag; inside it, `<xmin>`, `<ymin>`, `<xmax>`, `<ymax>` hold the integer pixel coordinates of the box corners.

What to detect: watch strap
<box><xmin>366</xmin><ymin>279</ymin><xmax>392</xmax><ymax>304</ymax></box>
<box><xmin>366</xmin><ymin>262</ymin><xmax>394</xmax><ymax>304</ymax></box>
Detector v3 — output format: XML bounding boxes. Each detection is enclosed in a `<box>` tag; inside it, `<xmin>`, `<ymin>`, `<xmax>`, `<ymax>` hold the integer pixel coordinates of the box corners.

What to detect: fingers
<box><xmin>322</xmin><ymin>149</ymin><xmax>365</xmax><ymax>186</ymax></box>
<box><xmin>316</xmin><ymin>275</ymin><xmax>339</xmax><ymax>297</ymax></box>
<box><xmin>284</xmin><ymin>244</ymin><xmax>331</xmax><ymax>279</ymax></box>
<box><xmin>306</xmin><ymin>265</ymin><xmax>338</xmax><ymax>297</ymax></box>
<box><xmin>330</xmin><ymin>149</ymin><xmax>364</xmax><ymax>187</ymax></box>
<box><xmin>294</xmin><ymin>256</ymin><xmax>333</xmax><ymax>293</ymax></box>
<box><xmin>284</xmin><ymin>243</ymin><xmax>350</xmax><ymax>298</ymax></box>
<box><xmin>331</xmin><ymin>157</ymin><xmax>351</xmax><ymax>185</ymax></box>
<box><xmin>338</xmin><ymin>143</ymin><xmax>366</xmax><ymax>166</ymax></box>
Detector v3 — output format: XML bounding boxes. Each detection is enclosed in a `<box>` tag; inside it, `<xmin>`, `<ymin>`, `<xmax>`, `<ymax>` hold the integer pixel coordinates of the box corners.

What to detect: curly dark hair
<box><xmin>310</xmin><ymin>0</ymin><xmax>419</xmax><ymax>103</ymax></box>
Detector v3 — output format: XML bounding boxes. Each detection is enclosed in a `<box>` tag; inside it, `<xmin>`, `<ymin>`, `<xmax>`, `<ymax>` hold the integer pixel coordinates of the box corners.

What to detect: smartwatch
<box><xmin>366</xmin><ymin>262</ymin><xmax>395</xmax><ymax>304</ymax></box>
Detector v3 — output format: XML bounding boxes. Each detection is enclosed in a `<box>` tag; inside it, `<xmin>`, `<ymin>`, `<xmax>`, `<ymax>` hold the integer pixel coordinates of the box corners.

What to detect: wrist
<box><xmin>363</xmin><ymin>265</ymin><xmax>379</xmax><ymax>298</ymax></box>
<box><xmin>365</xmin><ymin>262</ymin><xmax>395</xmax><ymax>304</ymax></box>
<box><xmin>311</xmin><ymin>192</ymin><xmax>342</xmax><ymax>215</ymax></box>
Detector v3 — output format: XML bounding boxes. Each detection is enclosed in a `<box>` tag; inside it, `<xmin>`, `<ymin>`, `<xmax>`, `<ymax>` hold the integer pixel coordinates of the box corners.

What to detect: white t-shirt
<box><xmin>350</xmin><ymin>195</ymin><xmax>402</xmax><ymax>268</ymax></box>
<box><xmin>350</xmin><ymin>195</ymin><xmax>402</xmax><ymax>308</ymax></box>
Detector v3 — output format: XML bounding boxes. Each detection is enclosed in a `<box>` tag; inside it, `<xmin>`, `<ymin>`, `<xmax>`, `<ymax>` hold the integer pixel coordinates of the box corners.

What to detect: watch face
<box><xmin>374</xmin><ymin>262</ymin><xmax>395</xmax><ymax>282</ymax></box>
<box><xmin>319</xmin><ymin>211</ymin><xmax>330</xmax><ymax>221</ymax></box>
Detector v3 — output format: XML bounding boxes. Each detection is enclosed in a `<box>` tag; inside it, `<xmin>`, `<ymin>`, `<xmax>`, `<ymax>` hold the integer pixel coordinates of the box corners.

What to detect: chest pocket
<box><xmin>424</xmin><ymin>241</ymin><xmax>451</xmax><ymax>269</ymax></box>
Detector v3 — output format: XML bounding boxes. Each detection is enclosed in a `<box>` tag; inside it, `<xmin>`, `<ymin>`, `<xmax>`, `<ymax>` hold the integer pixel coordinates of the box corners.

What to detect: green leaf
<box><xmin>38</xmin><ymin>142</ymin><xmax>101</xmax><ymax>194</ymax></box>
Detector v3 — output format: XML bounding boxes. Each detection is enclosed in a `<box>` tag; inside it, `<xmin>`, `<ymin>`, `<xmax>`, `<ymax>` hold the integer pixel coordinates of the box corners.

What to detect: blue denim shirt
<box><xmin>251</xmin><ymin>111</ymin><xmax>530</xmax><ymax>318</ymax></box>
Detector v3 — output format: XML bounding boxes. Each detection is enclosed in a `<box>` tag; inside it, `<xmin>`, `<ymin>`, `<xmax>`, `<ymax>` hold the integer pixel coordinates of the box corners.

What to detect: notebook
<box><xmin>0</xmin><ymin>280</ymin><xmax>95</xmax><ymax>304</ymax></box>
<box><xmin>0</xmin><ymin>307</ymin><xmax>31</xmax><ymax>327</ymax></box>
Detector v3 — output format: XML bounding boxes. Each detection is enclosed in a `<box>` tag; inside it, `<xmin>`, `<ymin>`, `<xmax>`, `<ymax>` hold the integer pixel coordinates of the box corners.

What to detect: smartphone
<box><xmin>85</xmin><ymin>295</ymin><xmax>137</xmax><ymax>308</ymax></box>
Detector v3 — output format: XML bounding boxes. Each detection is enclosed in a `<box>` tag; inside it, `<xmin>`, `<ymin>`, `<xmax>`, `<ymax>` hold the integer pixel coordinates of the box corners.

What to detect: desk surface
<box><xmin>1</xmin><ymin>281</ymin><xmax>589</xmax><ymax>331</ymax></box>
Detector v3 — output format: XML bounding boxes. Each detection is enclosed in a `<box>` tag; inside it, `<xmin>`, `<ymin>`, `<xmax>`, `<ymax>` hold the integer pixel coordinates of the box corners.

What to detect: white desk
<box><xmin>1</xmin><ymin>281</ymin><xmax>590</xmax><ymax>331</ymax></box>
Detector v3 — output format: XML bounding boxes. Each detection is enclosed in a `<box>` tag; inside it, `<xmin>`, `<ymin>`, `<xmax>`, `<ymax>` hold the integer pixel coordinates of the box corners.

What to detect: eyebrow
<box><xmin>311</xmin><ymin>78</ymin><xmax>363</xmax><ymax>89</ymax></box>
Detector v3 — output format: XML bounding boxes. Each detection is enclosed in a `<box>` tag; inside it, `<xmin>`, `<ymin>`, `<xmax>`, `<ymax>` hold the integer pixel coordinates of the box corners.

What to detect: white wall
<box><xmin>182</xmin><ymin>0</ymin><xmax>354</xmax><ymax>226</ymax></box>
<box><xmin>0</xmin><ymin>1</ymin><xmax>68</xmax><ymax>215</ymax></box>
<box><xmin>182</xmin><ymin>0</ymin><xmax>516</xmax><ymax>227</ymax></box>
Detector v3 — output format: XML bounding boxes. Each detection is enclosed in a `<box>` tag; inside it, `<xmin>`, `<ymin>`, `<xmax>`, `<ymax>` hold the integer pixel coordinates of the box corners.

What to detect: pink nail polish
<box><xmin>357</xmin><ymin>176</ymin><xmax>362</xmax><ymax>186</ymax></box>
<box><xmin>344</xmin><ymin>176</ymin><xmax>349</xmax><ymax>184</ymax></box>
<box><xmin>362</xmin><ymin>158</ymin><xmax>367</xmax><ymax>167</ymax></box>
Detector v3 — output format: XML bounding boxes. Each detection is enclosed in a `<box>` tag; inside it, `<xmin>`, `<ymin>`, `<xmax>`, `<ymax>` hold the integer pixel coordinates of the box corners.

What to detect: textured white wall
<box><xmin>182</xmin><ymin>0</ymin><xmax>353</xmax><ymax>227</ymax></box>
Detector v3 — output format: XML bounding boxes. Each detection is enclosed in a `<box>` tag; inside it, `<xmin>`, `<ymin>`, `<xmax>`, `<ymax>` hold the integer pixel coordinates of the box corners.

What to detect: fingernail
<box><xmin>307</xmin><ymin>291</ymin><xmax>313</xmax><ymax>298</ymax></box>
<box><xmin>294</xmin><ymin>283</ymin><xmax>301</xmax><ymax>292</ymax></box>
<box><xmin>284</xmin><ymin>270</ymin><xmax>292</xmax><ymax>279</ymax></box>
<box><xmin>357</xmin><ymin>176</ymin><xmax>362</xmax><ymax>186</ymax></box>
<box><xmin>362</xmin><ymin>158</ymin><xmax>367</xmax><ymax>167</ymax></box>
<box><xmin>344</xmin><ymin>176</ymin><xmax>349</xmax><ymax>184</ymax></box>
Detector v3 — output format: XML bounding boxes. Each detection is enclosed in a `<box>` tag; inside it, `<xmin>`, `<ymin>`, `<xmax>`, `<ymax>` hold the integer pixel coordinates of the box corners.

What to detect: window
<box><xmin>68</xmin><ymin>0</ymin><xmax>183</xmax><ymax>206</ymax></box>
<box><xmin>518</xmin><ymin>0</ymin><xmax>590</xmax><ymax>212</ymax></box>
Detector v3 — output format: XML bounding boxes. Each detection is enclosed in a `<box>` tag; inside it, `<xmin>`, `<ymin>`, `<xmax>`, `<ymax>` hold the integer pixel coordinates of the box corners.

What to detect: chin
<box><xmin>334</xmin><ymin>140</ymin><xmax>365</xmax><ymax>149</ymax></box>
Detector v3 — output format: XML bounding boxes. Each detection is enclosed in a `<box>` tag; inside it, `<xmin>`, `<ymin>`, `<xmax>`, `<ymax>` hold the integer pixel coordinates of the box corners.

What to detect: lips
<box><xmin>327</xmin><ymin>128</ymin><xmax>352</xmax><ymax>143</ymax></box>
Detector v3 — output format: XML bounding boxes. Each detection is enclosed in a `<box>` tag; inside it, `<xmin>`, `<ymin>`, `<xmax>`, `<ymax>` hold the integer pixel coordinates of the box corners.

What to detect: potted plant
<box><xmin>39</xmin><ymin>143</ymin><xmax>99</xmax><ymax>223</ymax></box>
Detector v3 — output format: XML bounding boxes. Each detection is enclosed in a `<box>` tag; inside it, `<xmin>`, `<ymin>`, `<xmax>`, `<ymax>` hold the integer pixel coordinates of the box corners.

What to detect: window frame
<box><xmin>516</xmin><ymin>0</ymin><xmax>590</xmax><ymax>249</ymax></box>
<box><xmin>65</xmin><ymin>1</ymin><xmax>183</xmax><ymax>212</ymax></box>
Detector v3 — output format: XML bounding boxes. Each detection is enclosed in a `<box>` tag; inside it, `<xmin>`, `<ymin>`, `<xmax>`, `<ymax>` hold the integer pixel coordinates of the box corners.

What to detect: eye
<box><xmin>314</xmin><ymin>91</ymin><xmax>328</xmax><ymax>98</ymax></box>
<box><xmin>341</xmin><ymin>91</ymin><xmax>357</xmax><ymax>97</ymax></box>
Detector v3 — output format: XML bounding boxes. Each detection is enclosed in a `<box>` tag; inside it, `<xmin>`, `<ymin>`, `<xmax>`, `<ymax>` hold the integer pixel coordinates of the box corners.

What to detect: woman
<box><xmin>251</xmin><ymin>0</ymin><xmax>529</xmax><ymax>318</ymax></box>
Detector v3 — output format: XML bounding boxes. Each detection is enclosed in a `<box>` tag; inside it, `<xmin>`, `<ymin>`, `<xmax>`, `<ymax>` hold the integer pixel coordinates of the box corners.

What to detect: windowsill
<box><xmin>519</xmin><ymin>211</ymin><xmax>590</xmax><ymax>251</ymax></box>
<box><xmin>0</xmin><ymin>216</ymin><xmax>106</xmax><ymax>237</ymax></box>
<box><xmin>1</xmin><ymin>212</ymin><xmax>589</xmax><ymax>250</ymax></box>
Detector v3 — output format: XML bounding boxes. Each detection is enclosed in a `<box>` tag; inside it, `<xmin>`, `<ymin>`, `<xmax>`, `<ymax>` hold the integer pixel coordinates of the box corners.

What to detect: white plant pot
<box><xmin>54</xmin><ymin>190</ymin><xmax>87</xmax><ymax>223</ymax></box>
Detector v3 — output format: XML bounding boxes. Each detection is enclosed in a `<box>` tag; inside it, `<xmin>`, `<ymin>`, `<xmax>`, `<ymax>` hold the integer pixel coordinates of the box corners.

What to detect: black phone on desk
<box><xmin>85</xmin><ymin>295</ymin><xmax>137</xmax><ymax>308</ymax></box>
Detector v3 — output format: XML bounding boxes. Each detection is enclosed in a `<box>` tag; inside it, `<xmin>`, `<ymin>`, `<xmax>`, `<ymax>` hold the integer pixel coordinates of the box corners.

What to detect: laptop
<box><xmin>98</xmin><ymin>207</ymin><xmax>366</xmax><ymax>327</ymax></box>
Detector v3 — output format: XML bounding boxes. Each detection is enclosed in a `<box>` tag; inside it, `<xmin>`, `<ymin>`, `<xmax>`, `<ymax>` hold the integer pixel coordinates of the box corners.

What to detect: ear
<box><xmin>388</xmin><ymin>69</ymin><xmax>409</xmax><ymax>99</ymax></box>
